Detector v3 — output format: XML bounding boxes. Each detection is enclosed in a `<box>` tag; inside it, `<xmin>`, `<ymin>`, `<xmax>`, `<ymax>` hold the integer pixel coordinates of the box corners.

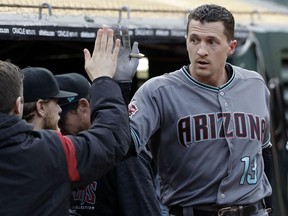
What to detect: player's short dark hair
<box><xmin>0</xmin><ymin>60</ymin><xmax>23</xmax><ymax>114</ymax></box>
<box><xmin>187</xmin><ymin>4</ymin><xmax>235</xmax><ymax>41</ymax></box>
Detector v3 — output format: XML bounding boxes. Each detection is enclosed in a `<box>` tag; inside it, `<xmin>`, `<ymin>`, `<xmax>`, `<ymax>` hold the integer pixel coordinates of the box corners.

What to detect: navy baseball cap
<box><xmin>55</xmin><ymin>73</ymin><xmax>91</xmax><ymax>117</ymax></box>
<box><xmin>22</xmin><ymin>67</ymin><xmax>78</xmax><ymax>103</ymax></box>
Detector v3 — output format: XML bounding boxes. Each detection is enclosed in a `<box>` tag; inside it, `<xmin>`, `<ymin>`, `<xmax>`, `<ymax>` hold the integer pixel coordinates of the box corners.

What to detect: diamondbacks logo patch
<box><xmin>67</xmin><ymin>97</ymin><xmax>75</xmax><ymax>103</ymax></box>
<box><xmin>128</xmin><ymin>101</ymin><xmax>138</xmax><ymax>118</ymax></box>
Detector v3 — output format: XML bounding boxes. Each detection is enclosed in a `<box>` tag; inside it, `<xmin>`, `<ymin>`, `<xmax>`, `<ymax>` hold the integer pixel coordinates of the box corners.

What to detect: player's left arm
<box><xmin>263</xmin><ymin>145</ymin><xmax>273</xmax><ymax>212</ymax></box>
<box><xmin>262</xmin><ymin>86</ymin><xmax>273</xmax><ymax>213</ymax></box>
<box><xmin>112</xmin><ymin>25</ymin><xmax>141</xmax><ymax>159</ymax></box>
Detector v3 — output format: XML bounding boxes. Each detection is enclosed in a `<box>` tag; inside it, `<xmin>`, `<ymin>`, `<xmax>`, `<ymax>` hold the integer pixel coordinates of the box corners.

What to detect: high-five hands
<box><xmin>83</xmin><ymin>27</ymin><xmax>120</xmax><ymax>81</ymax></box>
<box><xmin>113</xmin><ymin>25</ymin><xmax>142</xmax><ymax>82</ymax></box>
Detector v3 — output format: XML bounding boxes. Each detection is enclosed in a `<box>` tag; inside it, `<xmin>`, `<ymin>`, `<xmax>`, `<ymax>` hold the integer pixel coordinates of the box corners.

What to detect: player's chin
<box><xmin>195</xmin><ymin>67</ymin><xmax>210</xmax><ymax>75</ymax></box>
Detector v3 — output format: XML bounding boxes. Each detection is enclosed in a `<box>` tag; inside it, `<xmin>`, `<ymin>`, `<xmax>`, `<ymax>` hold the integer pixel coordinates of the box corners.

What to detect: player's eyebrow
<box><xmin>189</xmin><ymin>34</ymin><xmax>219</xmax><ymax>41</ymax></box>
<box><xmin>206</xmin><ymin>35</ymin><xmax>220</xmax><ymax>41</ymax></box>
<box><xmin>189</xmin><ymin>33</ymin><xmax>199</xmax><ymax>38</ymax></box>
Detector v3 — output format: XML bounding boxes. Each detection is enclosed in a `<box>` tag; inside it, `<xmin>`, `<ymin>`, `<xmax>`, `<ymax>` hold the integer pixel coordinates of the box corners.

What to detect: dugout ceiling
<box><xmin>0</xmin><ymin>0</ymin><xmax>287</xmax><ymax>80</ymax></box>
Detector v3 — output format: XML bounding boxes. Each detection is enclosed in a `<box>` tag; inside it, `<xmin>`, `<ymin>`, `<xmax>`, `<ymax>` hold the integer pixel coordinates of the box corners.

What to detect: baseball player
<box><xmin>127</xmin><ymin>4</ymin><xmax>272</xmax><ymax>216</ymax></box>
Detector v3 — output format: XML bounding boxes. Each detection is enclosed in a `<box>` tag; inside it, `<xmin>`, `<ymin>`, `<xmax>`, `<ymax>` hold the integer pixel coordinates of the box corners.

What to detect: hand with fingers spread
<box><xmin>83</xmin><ymin>27</ymin><xmax>120</xmax><ymax>81</ymax></box>
<box><xmin>113</xmin><ymin>25</ymin><xmax>140</xmax><ymax>82</ymax></box>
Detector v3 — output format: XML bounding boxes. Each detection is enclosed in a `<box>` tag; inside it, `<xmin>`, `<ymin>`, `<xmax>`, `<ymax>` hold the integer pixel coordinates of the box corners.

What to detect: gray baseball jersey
<box><xmin>128</xmin><ymin>63</ymin><xmax>272</xmax><ymax>207</ymax></box>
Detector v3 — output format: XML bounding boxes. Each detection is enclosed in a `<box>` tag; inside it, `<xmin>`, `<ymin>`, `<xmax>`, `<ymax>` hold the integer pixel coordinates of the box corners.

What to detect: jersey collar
<box><xmin>182</xmin><ymin>63</ymin><xmax>235</xmax><ymax>91</ymax></box>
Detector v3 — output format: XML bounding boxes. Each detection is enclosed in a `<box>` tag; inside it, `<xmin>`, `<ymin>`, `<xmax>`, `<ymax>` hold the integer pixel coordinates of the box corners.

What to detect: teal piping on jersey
<box><xmin>130</xmin><ymin>126</ymin><xmax>142</xmax><ymax>151</ymax></box>
<box><xmin>262</xmin><ymin>135</ymin><xmax>272</xmax><ymax>149</ymax></box>
<box><xmin>181</xmin><ymin>64</ymin><xmax>235</xmax><ymax>91</ymax></box>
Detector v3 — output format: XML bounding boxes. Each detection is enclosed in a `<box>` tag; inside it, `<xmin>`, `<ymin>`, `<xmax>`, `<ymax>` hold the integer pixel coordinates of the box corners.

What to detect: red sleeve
<box><xmin>56</xmin><ymin>131</ymin><xmax>80</xmax><ymax>181</ymax></box>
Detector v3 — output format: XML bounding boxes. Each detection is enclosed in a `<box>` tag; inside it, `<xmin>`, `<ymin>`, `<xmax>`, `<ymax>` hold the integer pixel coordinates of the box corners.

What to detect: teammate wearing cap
<box><xmin>125</xmin><ymin>4</ymin><xmax>272</xmax><ymax>216</ymax></box>
<box><xmin>22</xmin><ymin>67</ymin><xmax>77</xmax><ymax>130</ymax></box>
<box><xmin>56</xmin><ymin>73</ymin><xmax>91</xmax><ymax>136</ymax></box>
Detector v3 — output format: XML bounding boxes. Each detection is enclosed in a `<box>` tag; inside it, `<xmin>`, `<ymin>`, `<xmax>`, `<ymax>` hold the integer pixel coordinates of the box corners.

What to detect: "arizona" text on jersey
<box><xmin>177</xmin><ymin>112</ymin><xmax>266</xmax><ymax>148</ymax></box>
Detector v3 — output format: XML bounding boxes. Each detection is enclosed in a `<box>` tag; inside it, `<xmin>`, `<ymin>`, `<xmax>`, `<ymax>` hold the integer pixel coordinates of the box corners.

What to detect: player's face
<box><xmin>186</xmin><ymin>20</ymin><xmax>237</xmax><ymax>86</ymax></box>
<box><xmin>58</xmin><ymin>103</ymin><xmax>91</xmax><ymax>135</ymax></box>
<box><xmin>43</xmin><ymin>99</ymin><xmax>62</xmax><ymax>130</ymax></box>
<box><xmin>58</xmin><ymin>109</ymin><xmax>81</xmax><ymax>135</ymax></box>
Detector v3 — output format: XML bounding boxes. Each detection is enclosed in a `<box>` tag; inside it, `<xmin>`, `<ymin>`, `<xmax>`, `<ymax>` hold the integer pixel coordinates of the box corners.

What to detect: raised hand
<box><xmin>113</xmin><ymin>25</ymin><xmax>140</xmax><ymax>82</ymax></box>
<box><xmin>83</xmin><ymin>27</ymin><xmax>120</xmax><ymax>81</ymax></box>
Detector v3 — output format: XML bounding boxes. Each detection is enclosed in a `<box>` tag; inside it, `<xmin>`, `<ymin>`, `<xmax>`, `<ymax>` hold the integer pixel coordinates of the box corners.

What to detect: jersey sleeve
<box><xmin>128</xmin><ymin>79</ymin><xmax>161</xmax><ymax>153</ymax></box>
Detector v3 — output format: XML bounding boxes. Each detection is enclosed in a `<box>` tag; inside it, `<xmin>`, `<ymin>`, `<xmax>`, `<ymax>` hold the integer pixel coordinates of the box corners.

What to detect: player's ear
<box><xmin>185</xmin><ymin>35</ymin><xmax>189</xmax><ymax>52</ymax></box>
<box><xmin>78</xmin><ymin>98</ymin><xmax>90</xmax><ymax>113</ymax></box>
<box><xmin>35</xmin><ymin>99</ymin><xmax>46</xmax><ymax>117</ymax></box>
<box><xmin>227</xmin><ymin>40</ymin><xmax>237</xmax><ymax>56</ymax></box>
<box><xmin>11</xmin><ymin>96</ymin><xmax>23</xmax><ymax>115</ymax></box>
